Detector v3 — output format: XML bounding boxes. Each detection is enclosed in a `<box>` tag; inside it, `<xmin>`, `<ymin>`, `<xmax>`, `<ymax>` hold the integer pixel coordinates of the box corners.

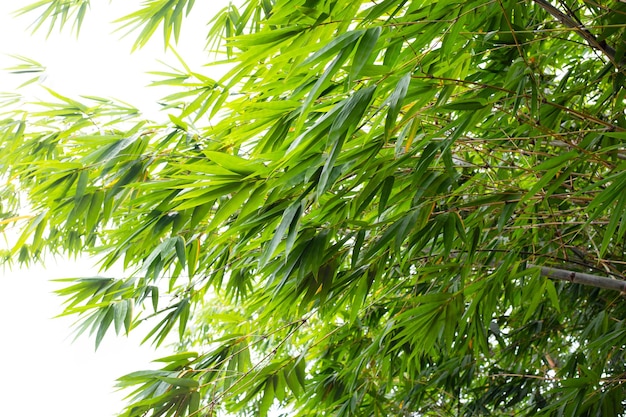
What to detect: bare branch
<box><xmin>532</xmin><ymin>264</ymin><xmax>626</xmax><ymax>292</ymax></box>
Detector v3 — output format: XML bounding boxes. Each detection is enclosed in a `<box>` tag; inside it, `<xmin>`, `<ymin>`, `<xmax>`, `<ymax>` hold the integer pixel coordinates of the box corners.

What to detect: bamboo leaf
<box><xmin>318</xmin><ymin>85</ymin><xmax>376</xmax><ymax>196</ymax></box>
<box><xmin>260</xmin><ymin>201</ymin><xmax>302</xmax><ymax>267</ymax></box>
<box><xmin>302</xmin><ymin>30</ymin><xmax>363</xmax><ymax>66</ymax></box>
<box><xmin>385</xmin><ymin>73</ymin><xmax>411</xmax><ymax>140</ymax></box>
<box><xmin>350</xmin><ymin>26</ymin><xmax>380</xmax><ymax>83</ymax></box>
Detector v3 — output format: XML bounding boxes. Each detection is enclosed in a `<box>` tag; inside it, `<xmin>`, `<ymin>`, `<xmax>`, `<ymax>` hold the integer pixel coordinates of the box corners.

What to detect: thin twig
<box><xmin>532</xmin><ymin>0</ymin><xmax>622</xmax><ymax>67</ymax></box>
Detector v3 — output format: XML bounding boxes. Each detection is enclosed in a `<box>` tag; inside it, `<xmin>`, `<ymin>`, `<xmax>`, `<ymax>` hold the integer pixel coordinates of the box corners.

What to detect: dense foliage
<box><xmin>2</xmin><ymin>0</ymin><xmax>626</xmax><ymax>415</ymax></box>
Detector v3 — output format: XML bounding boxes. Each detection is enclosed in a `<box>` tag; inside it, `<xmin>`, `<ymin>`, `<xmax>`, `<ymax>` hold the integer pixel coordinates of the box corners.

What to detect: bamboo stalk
<box><xmin>532</xmin><ymin>264</ymin><xmax>626</xmax><ymax>293</ymax></box>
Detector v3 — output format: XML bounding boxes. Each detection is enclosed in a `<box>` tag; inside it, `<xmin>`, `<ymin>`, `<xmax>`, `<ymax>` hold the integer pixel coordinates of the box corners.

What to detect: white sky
<box><xmin>0</xmin><ymin>1</ymin><xmax>230</xmax><ymax>416</ymax></box>
<box><xmin>0</xmin><ymin>1</ymin><xmax>229</xmax><ymax>118</ymax></box>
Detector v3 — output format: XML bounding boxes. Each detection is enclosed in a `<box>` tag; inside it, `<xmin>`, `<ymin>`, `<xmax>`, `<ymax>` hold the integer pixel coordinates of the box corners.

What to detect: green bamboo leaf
<box><xmin>297</xmin><ymin>48</ymin><xmax>351</xmax><ymax>129</ymax></box>
<box><xmin>151</xmin><ymin>286</ymin><xmax>159</xmax><ymax>312</ymax></box>
<box><xmin>285</xmin><ymin>202</ymin><xmax>303</xmax><ymax>258</ymax></box>
<box><xmin>442</xmin><ymin>213</ymin><xmax>455</xmax><ymax>256</ymax></box>
<box><xmin>318</xmin><ymin>85</ymin><xmax>376</xmax><ymax>196</ymax></box>
<box><xmin>394</xmin><ymin>209</ymin><xmax>420</xmax><ymax>254</ymax></box>
<box><xmin>232</xmin><ymin>26</ymin><xmax>302</xmax><ymax>47</ymax></box>
<box><xmin>458</xmin><ymin>192</ymin><xmax>522</xmax><ymax>208</ymax></box>
<box><xmin>600</xmin><ymin>190</ymin><xmax>626</xmax><ymax>256</ymax></box>
<box><xmin>365</xmin><ymin>213</ymin><xmax>411</xmax><ymax>260</ymax></box>
<box><xmin>365</xmin><ymin>0</ymin><xmax>408</xmax><ymax>19</ymax></box>
<box><xmin>174</xmin><ymin>236</ymin><xmax>186</xmax><ymax>268</ymax></box>
<box><xmin>441</xmin><ymin>13</ymin><xmax>464</xmax><ymax>57</ymax></box>
<box><xmin>497</xmin><ymin>201</ymin><xmax>518</xmax><ymax>232</ymax></box>
<box><xmin>350</xmin><ymin>26</ymin><xmax>380</xmax><ymax>83</ymax></box>
<box><xmin>385</xmin><ymin>73</ymin><xmax>411</xmax><ymax>140</ymax></box>
<box><xmin>523</xmin><ymin>280</ymin><xmax>543</xmax><ymax>323</ymax></box>
<box><xmin>273</xmin><ymin>372</ymin><xmax>286</xmax><ymax>402</ymax></box>
<box><xmin>284</xmin><ymin>367</ymin><xmax>301</xmax><ymax>397</ymax></box>
<box><xmin>86</xmin><ymin>190</ymin><xmax>104</xmax><ymax>232</ymax></box>
<box><xmin>441</xmin><ymin>99</ymin><xmax>488</xmax><ymax>111</ymax></box>
<box><xmin>260</xmin><ymin>201</ymin><xmax>302</xmax><ymax>267</ymax></box>
<box><xmin>155</xmin><ymin>376</ymin><xmax>199</xmax><ymax>388</ymax></box>
<box><xmin>153</xmin><ymin>351</ymin><xmax>198</xmax><ymax>363</ymax></box>
<box><xmin>302</xmin><ymin>30</ymin><xmax>363</xmax><ymax>66</ymax></box>
<box><xmin>178</xmin><ymin>299</ymin><xmax>190</xmax><ymax>339</ymax></box>
<box><xmin>187</xmin><ymin>238</ymin><xmax>200</xmax><ymax>278</ymax></box>
<box><xmin>204</xmin><ymin>151</ymin><xmax>263</xmax><ymax>176</ymax></box>
<box><xmin>349</xmin><ymin>273</ymin><xmax>369</xmax><ymax>323</ymax></box>
<box><xmin>113</xmin><ymin>300</ymin><xmax>128</xmax><ymax>335</ymax></box>
<box><xmin>74</xmin><ymin>169</ymin><xmax>88</xmax><ymax>201</ymax></box>
<box><xmin>124</xmin><ymin>299</ymin><xmax>133</xmax><ymax>334</ymax></box>
<box><xmin>174</xmin><ymin>182</ymin><xmax>241</xmax><ymax>210</ymax></box>
<box><xmin>168</xmin><ymin>113</ymin><xmax>188</xmax><ymax>131</ymax></box>
<box><xmin>188</xmin><ymin>391</ymin><xmax>200</xmax><ymax>415</ymax></box>
<box><xmin>11</xmin><ymin>213</ymin><xmax>46</xmax><ymax>256</ymax></box>
<box><xmin>545</xmin><ymin>279</ymin><xmax>561</xmax><ymax>312</ymax></box>
<box><xmin>95</xmin><ymin>306</ymin><xmax>114</xmax><ymax>349</ymax></box>
<box><xmin>351</xmin><ymin>229</ymin><xmax>366</xmax><ymax>268</ymax></box>
<box><xmin>117</xmin><ymin>369</ymin><xmax>170</xmax><ymax>383</ymax></box>
<box><xmin>520</xmin><ymin>166</ymin><xmax>561</xmax><ymax>204</ymax></box>
<box><xmin>6</xmin><ymin>2</ymin><xmax>626</xmax><ymax>415</ymax></box>
<box><xmin>532</xmin><ymin>151</ymin><xmax>578</xmax><ymax>171</ymax></box>
<box><xmin>208</xmin><ymin>185</ymin><xmax>252</xmax><ymax>230</ymax></box>
<box><xmin>259</xmin><ymin>378</ymin><xmax>275</xmax><ymax>417</ymax></box>
<box><xmin>378</xmin><ymin>175</ymin><xmax>394</xmax><ymax>216</ymax></box>
<box><xmin>294</xmin><ymin>358</ymin><xmax>306</xmax><ymax>389</ymax></box>
<box><xmin>238</xmin><ymin>183</ymin><xmax>269</xmax><ymax>220</ymax></box>
<box><xmin>602</xmin><ymin>131</ymin><xmax>626</xmax><ymax>140</ymax></box>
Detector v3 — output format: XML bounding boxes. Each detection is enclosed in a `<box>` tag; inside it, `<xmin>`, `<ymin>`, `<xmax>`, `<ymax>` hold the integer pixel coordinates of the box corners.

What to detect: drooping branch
<box><xmin>532</xmin><ymin>0</ymin><xmax>621</xmax><ymax>67</ymax></box>
<box><xmin>532</xmin><ymin>264</ymin><xmax>626</xmax><ymax>293</ymax></box>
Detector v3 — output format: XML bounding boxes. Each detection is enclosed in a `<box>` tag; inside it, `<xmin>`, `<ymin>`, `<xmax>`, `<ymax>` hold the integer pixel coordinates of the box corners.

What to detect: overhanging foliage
<box><xmin>2</xmin><ymin>0</ymin><xmax>626</xmax><ymax>416</ymax></box>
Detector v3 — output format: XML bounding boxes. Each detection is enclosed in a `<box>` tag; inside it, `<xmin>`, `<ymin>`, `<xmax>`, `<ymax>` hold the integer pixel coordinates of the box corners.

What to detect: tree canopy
<box><xmin>2</xmin><ymin>0</ymin><xmax>626</xmax><ymax>415</ymax></box>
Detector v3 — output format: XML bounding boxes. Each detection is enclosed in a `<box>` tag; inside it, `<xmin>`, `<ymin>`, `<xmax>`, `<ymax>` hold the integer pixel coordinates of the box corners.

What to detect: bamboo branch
<box><xmin>531</xmin><ymin>264</ymin><xmax>626</xmax><ymax>292</ymax></box>
<box><xmin>532</xmin><ymin>0</ymin><xmax>621</xmax><ymax>66</ymax></box>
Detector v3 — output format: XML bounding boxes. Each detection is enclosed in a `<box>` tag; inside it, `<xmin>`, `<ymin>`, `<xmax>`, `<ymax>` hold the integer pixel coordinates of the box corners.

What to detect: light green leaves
<box><xmin>5</xmin><ymin>55</ymin><xmax>46</xmax><ymax>88</ymax></box>
<box><xmin>204</xmin><ymin>151</ymin><xmax>265</xmax><ymax>176</ymax></box>
<box><xmin>6</xmin><ymin>0</ymin><xmax>626</xmax><ymax>416</ymax></box>
<box><xmin>350</xmin><ymin>27</ymin><xmax>381</xmax><ymax>83</ymax></box>
<box><xmin>318</xmin><ymin>85</ymin><xmax>377</xmax><ymax>197</ymax></box>
<box><xmin>115</xmin><ymin>0</ymin><xmax>197</xmax><ymax>49</ymax></box>
<box><xmin>16</xmin><ymin>0</ymin><xmax>90</xmax><ymax>35</ymax></box>
<box><xmin>302</xmin><ymin>30</ymin><xmax>364</xmax><ymax>67</ymax></box>
<box><xmin>298</xmin><ymin>29</ymin><xmax>370</xmax><ymax>126</ymax></box>
<box><xmin>385</xmin><ymin>73</ymin><xmax>411</xmax><ymax>140</ymax></box>
<box><xmin>261</xmin><ymin>200</ymin><xmax>303</xmax><ymax>267</ymax></box>
<box><xmin>53</xmin><ymin>277</ymin><xmax>135</xmax><ymax>349</ymax></box>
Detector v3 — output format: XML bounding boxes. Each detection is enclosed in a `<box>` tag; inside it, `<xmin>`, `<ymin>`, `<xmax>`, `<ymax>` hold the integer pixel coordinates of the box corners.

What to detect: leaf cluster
<box><xmin>3</xmin><ymin>0</ymin><xmax>626</xmax><ymax>416</ymax></box>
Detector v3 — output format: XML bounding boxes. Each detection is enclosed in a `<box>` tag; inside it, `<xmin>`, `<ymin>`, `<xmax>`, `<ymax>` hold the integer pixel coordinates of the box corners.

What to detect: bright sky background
<box><xmin>0</xmin><ymin>2</ymin><xmax>229</xmax><ymax>416</ymax></box>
